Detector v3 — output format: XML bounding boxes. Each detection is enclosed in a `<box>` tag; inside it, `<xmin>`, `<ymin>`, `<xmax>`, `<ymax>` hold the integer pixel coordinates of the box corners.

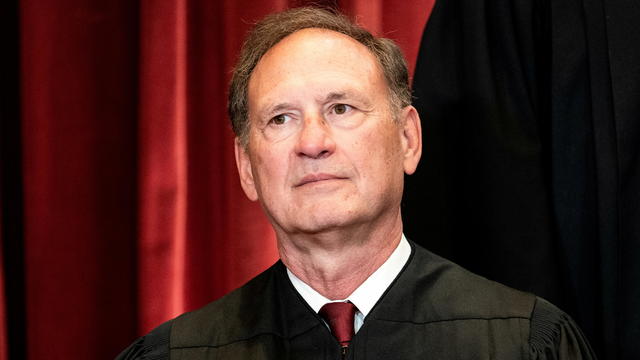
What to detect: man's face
<box><xmin>236</xmin><ymin>28</ymin><xmax>420</xmax><ymax>235</ymax></box>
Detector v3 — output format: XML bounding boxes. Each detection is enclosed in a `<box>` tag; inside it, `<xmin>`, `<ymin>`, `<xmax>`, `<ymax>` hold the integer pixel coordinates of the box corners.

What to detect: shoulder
<box><xmin>381</xmin><ymin>242</ymin><xmax>595</xmax><ymax>358</ymax></box>
<box><xmin>170</xmin><ymin>262</ymin><xmax>286</xmax><ymax>348</ymax></box>
<box><xmin>529</xmin><ymin>297</ymin><xmax>596</xmax><ymax>359</ymax></box>
<box><xmin>115</xmin><ymin>262</ymin><xmax>288</xmax><ymax>359</ymax></box>
<box><xmin>115</xmin><ymin>320</ymin><xmax>171</xmax><ymax>360</ymax></box>
<box><xmin>379</xmin><ymin>242</ymin><xmax>536</xmax><ymax>322</ymax></box>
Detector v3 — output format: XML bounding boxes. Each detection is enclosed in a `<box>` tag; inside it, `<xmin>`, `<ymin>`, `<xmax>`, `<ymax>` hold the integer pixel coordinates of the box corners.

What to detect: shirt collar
<box><xmin>287</xmin><ymin>234</ymin><xmax>411</xmax><ymax>318</ymax></box>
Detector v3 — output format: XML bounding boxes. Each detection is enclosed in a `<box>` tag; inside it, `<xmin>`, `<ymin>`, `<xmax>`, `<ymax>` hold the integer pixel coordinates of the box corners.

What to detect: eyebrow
<box><xmin>322</xmin><ymin>91</ymin><xmax>372</xmax><ymax>107</ymax></box>
<box><xmin>258</xmin><ymin>90</ymin><xmax>373</xmax><ymax>119</ymax></box>
<box><xmin>323</xmin><ymin>92</ymin><xmax>347</xmax><ymax>102</ymax></box>
<box><xmin>260</xmin><ymin>102</ymin><xmax>295</xmax><ymax>120</ymax></box>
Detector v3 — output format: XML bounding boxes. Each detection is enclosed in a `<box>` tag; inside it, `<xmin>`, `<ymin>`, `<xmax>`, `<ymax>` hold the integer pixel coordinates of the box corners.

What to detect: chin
<box><xmin>287</xmin><ymin>217</ymin><xmax>340</xmax><ymax>234</ymax></box>
<box><xmin>288</xmin><ymin>209</ymin><xmax>365</xmax><ymax>235</ymax></box>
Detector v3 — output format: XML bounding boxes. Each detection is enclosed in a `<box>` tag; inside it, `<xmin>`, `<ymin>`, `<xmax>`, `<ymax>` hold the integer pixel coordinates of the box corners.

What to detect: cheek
<box><xmin>250</xmin><ymin>148</ymin><xmax>289</xmax><ymax>190</ymax></box>
<box><xmin>367</xmin><ymin>129</ymin><xmax>404</xmax><ymax>182</ymax></box>
<box><xmin>347</xmin><ymin>129</ymin><xmax>396</xmax><ymax>183</ymax></box>
<box><xmin>364</xmin><ymin>123</ymin><xmax>401</xmax><ymax>157</ymax></box>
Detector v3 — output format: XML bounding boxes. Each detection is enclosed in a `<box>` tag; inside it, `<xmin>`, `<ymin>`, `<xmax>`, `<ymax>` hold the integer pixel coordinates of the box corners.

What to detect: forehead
<box><xmin>247</xmin><ymin>28</ymin><xmax>384</xmax><ymax>109</ymax></box>
<box><xmin>258</xmin><ymin>27</ymin><xmax>377</xmax><ymax>68</ymax></box>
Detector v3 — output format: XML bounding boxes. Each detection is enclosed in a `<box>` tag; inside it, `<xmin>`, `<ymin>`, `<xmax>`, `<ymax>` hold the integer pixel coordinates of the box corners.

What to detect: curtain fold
<box><xmin>137</xmin><ymin>0</ymin><xmax>191</xmax><ymax>332</ymax></box>
<box><xmin>407</xmin><ymin>0</ymin><xmax>640</xmax><ymax>358</ymax></box>
<box><xmin>8</xmin><ymin>1</ymin><xmax>433</xmax><ymax>359</ymax></box>
<box><xmin>19</xmin><ymin>1</ymin><xmax>141</xmax><ymax>358</ymax></box>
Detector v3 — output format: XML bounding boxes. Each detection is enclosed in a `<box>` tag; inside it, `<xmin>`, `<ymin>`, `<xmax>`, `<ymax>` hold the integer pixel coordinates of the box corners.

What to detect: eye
<box><xmin>332</xmin><ymin>103</ymin><xmax>352</xmax><ymax>115</ymax></box>
<box><xmin>270</xmin><ymin>114</ymin><xmax>291</xmax><ymax>125</ymax></box>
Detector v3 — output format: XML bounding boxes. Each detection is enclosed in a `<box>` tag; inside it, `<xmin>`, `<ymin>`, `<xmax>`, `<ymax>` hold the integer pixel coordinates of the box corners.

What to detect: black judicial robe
<box><xmin>116</xmin><ymin>242</ymin><xmax>595</xmax><ymax>359</ymax></box>
<box><xmin>405</xmin><ymin>0</ymin><xmax>640</xmax><ymax>357</ymax></box>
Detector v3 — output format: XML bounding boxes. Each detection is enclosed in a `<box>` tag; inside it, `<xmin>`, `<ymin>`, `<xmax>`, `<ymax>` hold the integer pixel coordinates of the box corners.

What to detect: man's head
<box><xmin>229</xmin><ymin>7</ymin><xmax>412</xmax><ymax>147</ymax></box>
<box><xmin>232</xmin><ymin>7</ymin><xmax>421</xmax><ymax>237</ymax></box>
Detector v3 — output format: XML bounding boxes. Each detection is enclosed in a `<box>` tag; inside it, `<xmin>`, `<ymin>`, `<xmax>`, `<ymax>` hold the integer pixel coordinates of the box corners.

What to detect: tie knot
<box><xmin>319</xmin><ymin>302</ymin><xmax>357</xmax><ymax>348</ymax></box>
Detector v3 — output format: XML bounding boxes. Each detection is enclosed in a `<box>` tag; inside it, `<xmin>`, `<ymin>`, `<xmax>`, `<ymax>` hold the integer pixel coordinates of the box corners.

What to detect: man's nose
<box><xmin>294</xmin><ymin>113</ymin><xmax>336</xmax><ymax>159</ymax></box>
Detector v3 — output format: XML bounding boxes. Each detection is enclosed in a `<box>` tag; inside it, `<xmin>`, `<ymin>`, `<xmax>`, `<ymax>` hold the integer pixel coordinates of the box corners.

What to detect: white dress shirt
<box><xmin>287</xmin><ymin>234</ymin><xmax>411</xmax><ymax>333</ymax></box>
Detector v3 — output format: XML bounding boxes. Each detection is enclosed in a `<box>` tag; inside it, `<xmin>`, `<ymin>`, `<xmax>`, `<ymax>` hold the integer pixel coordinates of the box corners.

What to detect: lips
<box><xmin>295</xmin><ymin>173</ymin><xmax>346</xmax><ymax>187</ymax></box>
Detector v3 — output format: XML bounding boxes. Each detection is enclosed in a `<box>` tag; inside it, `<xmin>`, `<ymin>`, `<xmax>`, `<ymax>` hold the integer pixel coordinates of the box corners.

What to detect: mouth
<box><xmin>295</xmin><ymin>173</ymin><xmax>347</xmax><ymax>187</ymax></box>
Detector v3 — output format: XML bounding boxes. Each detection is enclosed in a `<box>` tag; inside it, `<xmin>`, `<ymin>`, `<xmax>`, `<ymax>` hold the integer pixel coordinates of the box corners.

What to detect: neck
<box><xmin>277</xmin><ymin>211</ymin><xmax>403</xmax><ymax>300</ymax></box>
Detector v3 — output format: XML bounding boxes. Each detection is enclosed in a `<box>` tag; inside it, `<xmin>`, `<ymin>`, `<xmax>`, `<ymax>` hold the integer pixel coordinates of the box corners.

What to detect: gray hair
<box><xmin>228</xmin><ymin>6</ymin><xmax>411</xmax><ymax>146</ymax></box>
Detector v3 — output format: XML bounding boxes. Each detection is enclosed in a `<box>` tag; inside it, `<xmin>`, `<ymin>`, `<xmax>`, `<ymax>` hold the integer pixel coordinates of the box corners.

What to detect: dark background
<box><xmin>404</xmin><ymin>0</ymin><xmax>640</xmax><ymax>359</ymax></box>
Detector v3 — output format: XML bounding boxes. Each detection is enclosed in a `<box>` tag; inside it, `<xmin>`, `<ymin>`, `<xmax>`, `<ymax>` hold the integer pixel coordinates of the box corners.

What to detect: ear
<box><xmin>398</xmin><ymin>106</ymin><xmax>422</xmax><ymax>175</ymax></box>
<box><xmin>234</xmin><ymin>138</ymin><xmax>259</xmax><ymax>201</ymax></box>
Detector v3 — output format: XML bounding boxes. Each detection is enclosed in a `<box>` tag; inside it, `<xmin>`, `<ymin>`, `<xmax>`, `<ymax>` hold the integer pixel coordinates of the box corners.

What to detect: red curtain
<box><xmin>13</xmin><ymin>0</ymin><xmax>433</xmax><ymax>359</ymax></box>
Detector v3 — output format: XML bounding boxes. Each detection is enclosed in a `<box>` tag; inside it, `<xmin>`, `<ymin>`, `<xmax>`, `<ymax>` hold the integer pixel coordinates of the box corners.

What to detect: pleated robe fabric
<box><xmin>404</xmin><ymin>0</ymin><xmax>640</xmax><ymax>358</ymax></box>
<box><xmin>116</xmin><ymin>242</ymin><xmax>595</xmax><ymax>359</ymax></box>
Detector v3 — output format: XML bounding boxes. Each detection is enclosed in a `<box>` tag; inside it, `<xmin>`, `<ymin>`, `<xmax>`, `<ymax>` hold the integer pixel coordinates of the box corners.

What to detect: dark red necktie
<box><xmin>319</xmin><ymin>302</ymin><xmax>357</xmax><ymax>349</ymax></box>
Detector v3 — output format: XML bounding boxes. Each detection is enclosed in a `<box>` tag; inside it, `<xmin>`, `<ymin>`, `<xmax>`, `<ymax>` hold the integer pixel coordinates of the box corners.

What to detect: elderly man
<box><xmin>118</xmin><ymin>7</ymin><xmax>595</xmax><ymax>360</ymax></box>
